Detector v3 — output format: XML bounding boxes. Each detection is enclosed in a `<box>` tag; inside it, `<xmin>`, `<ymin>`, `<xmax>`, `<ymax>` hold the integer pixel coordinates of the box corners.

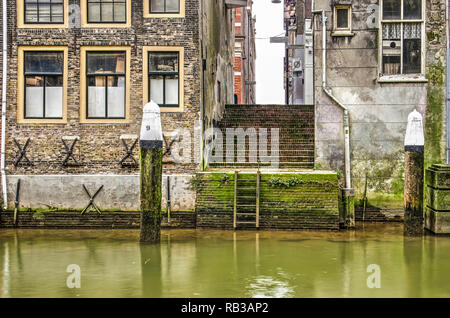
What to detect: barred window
<box><xmin>148</xmin><ymin>52</ymin><xmax>180</xmax><ymax>107</ymax></box>
<box><xmin>86</xmin><ymin>52</ymin><xmax>126</xmax><ymax>118</ymax></box>
<box><xmin>150</xmin><ymin>0</ymin><xmax>180</xmax><ymax>14</ymax></box>
<box><xmin>87</xmin><ymin>0</ymin><xmax>126</xmax><ymax>23</ymax></box>
<box><xmin>381</xmin><ymin>0</ymin><xmax>423</xmax><ymax>75</ymax></box>
<box><xmin>24</xmin><ymin>0</ymin><xmax>64</xmax><ymax>24</ymax></box>
<box><xmin>24</xmin><ymin>52</ymin><xmax>64</xmax><ymax>118</ymax></box>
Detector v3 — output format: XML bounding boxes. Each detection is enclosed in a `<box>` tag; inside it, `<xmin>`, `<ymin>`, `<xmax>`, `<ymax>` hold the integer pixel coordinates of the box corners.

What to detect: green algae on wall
<box><xmin>425</xmin><ymin>61</ymin><xmax>445</xmax><ymax>168</ymax></box>
<box><xmin>195</xmin><ymin>172</ymin><xmax>339</xmax><ymax>216</ymax></box>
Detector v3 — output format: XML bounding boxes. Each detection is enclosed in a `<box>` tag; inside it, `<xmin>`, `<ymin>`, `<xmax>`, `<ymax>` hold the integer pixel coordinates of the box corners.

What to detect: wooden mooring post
<box><xmin>140</xmin><ymin>101</ymin><xmax>164</xmax><ymax>243</ymax></box>
<box><xmin>404</xmin><ymin>110</ymin><xmax>425</xmax><ymax>236</ymax></box>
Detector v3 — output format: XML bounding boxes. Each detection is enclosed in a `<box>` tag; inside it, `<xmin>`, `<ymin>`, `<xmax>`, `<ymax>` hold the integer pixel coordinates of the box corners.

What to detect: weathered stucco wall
<box><xmin>6</xmin><ymin>174</ymin><xmax>196</xmax><ymax>211</ymax></box>
<box><xmin>313</xmin><ymin>0</ymin><xmax>446</xmax><ymax>211</ymax></box>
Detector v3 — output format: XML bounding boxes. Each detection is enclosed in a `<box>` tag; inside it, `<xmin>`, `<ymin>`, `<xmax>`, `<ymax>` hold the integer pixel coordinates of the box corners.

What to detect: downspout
<box><xmin>1</xmin><ymin>0</ymin><xmax>7</xmax><ymax>209</ymax></box>
<box><xmin>312</xmin><ymin>7</ymin><xmax>352</xmax><ymax>189</ymax></box>
<box><xmin>446</xmin><ymin>0</ymin><xmax>450</xmax><ymax>164</ymax></box>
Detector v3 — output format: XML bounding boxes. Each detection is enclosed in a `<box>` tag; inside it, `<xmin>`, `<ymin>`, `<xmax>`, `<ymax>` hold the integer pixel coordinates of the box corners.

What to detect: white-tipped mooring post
<box><xmin>404</xmin><ymin>109</ymin><xmax>425</xmax><ymax>235</ymax></box>
<box><xmin>140</xmin><ymin>101</ymin><xmax>164</xmax><ymax>243</ymax></box>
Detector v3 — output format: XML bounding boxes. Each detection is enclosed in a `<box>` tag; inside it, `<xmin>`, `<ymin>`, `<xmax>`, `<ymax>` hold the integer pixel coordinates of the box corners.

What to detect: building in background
<box><xmin>283</xmin><ymin>0</ymin><xmax>313</xmax><ymax>105</ymax></box>
<box><xmin>233</xmin><ymin>0</ymin><xmax>256</xmax><ymax>105</ymax></box>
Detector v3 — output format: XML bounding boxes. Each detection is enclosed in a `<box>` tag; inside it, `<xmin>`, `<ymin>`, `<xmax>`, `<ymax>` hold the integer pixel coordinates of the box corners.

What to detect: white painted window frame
<box><xmin>378</xmin><ymin>0</ymin><xmax>427</xmax><ymax>82</ymax></box>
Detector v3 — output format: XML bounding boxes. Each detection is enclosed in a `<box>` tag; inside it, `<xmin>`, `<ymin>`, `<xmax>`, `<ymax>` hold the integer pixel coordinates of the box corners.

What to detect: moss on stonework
<box><xmin>425</xmin><ymin>61</ymin><xmax>445</xmax><ymax>167</ymax></box>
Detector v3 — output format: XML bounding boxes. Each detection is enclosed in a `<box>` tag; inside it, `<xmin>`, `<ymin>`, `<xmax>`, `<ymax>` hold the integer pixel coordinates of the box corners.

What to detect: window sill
<box><xmin>81</xmin><ymin>23</ymin><xmax>131</xmax><ymax>28</ymax></box>
<box><xmin>331</xmin><ymin>31</ymin><xmax>354</xmax><ymax>37</ymax></box>
<box><xmin>79</xmin><ymin>119</ymin><xmax>131</xmax><ymax>124</ymax></box>
<box><xmin>377</xmin><ymin>75</ymin><xmax>428</xmax><ymax>83</ymax></box>
<box><xmin>144</xmin><ymin>14</ymin><xmax>185</xmax><ymax>19</ymax></box>
<box><xmin>17</xmin><ymin>119</ymin><xmax>67</xmax><ymax>124</ymax></box>
<box><xmin>18</xmin><ymin>23</ymin><xmax>68</xmax><ymax>29</ymax></box>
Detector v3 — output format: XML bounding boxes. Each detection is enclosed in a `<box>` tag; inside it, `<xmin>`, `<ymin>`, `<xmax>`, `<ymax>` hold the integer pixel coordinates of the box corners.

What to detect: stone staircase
<box><xmin>210</xmin><ymin>104</ymin><xmax>315</xmax><ymax>169</ymax></box>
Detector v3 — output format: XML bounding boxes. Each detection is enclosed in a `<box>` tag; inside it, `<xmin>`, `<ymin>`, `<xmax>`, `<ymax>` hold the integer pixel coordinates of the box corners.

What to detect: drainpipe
<box><xmin>1</xmin><ymin>0</ymin><xmax>7</xmax><ymax>209</ymax></box>
<box><xmin>312</xmin><ymin>5</ymin><xmax>354</xmax><ymax>228</ymax></box>
<box><xmin>446</xmin><ymin>0</ymin><xmax>450</xmax><ymax>164</ymax></box>
<box><xmin>312</xmin><ymin>8</ymin><xmax>352</xmax><ymax>189</ymax></box>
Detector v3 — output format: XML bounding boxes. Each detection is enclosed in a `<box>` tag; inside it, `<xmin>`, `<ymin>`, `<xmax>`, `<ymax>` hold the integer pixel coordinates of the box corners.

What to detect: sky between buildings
<box><xmin>253</xmin><ymin>0</ymin><xmax>285</xmax><ymax>104</ymax></box>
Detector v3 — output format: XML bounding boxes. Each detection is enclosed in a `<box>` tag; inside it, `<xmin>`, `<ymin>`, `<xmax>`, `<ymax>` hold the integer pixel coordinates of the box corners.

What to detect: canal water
<box><xmin>1</xmin><ymin>223</ymin><xmax>450</xmax><ymax>298</ymax></box>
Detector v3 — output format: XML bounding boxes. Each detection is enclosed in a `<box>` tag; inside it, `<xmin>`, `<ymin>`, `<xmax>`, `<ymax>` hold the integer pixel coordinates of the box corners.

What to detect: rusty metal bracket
<box><xmin>119</xmin><ymin>138</ymin><xmax>138</xmax><ymax>166</ymax></box>
<box><xmin>14</xmin><ymin>138</ymin><xmax>33</xmax><ymax>166</ymax></box>
<box><xmin>81</xmin><ymin>184</ymin><xmax>103</xmax><ymax>215</ymax></box>
<box><xmin>62</xmin><ymin>137</ymin><xmax>81</xmax><ymax>166</ymax></box>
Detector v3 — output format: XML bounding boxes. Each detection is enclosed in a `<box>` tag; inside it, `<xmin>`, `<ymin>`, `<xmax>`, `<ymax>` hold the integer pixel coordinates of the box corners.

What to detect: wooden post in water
<box><xmin>140</xmin><ymin>101</ymin><xmax>164</xmax><ymax>243</ymax></box>
<box><xmin>404</xmin><ymin>109</ymin><xmax>425</xmax><ymax>236</ymax></box>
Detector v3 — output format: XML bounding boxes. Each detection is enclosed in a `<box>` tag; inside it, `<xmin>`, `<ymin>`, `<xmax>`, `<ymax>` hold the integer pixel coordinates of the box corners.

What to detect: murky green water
<box><xmin>1</xmin><ymin>223</ymin><xmax>450</xmax><ymax>298</ymax></box>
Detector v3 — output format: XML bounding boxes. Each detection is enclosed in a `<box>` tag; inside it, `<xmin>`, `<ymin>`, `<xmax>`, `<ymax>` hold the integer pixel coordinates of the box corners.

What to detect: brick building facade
<box><xmin>0</xmin><ymin>0</ymin><xmax>236</xmax><ymax>211</ymax></box>
<box><xmin>233</xmin><ymin>1</ymin><xmax>256</xmax><ymax>104</ymax></box>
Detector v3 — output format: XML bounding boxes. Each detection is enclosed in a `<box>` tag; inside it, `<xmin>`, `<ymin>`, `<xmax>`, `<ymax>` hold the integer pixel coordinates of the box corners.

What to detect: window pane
<box><xmin>25</xmin><ymin>52</ymin><xmax>64</xmax><ymax>74</ymax></box>
<box><xmin>383</xmin><ymin>56</ymin><xmax>401</xmax><ymax>74</ymax></box>
<box><xmin>382</xmin><ymin>23</ymin><xmax>401</xmax><ymax>40</ymax></box>
<box><xmin>25</xmin><ymin>76</ymin><xmax>44</xmax><ymax>118</ymax></box>
<box><xmin>404</xmin><ymin>0</ymin><xmax>421</xmax><ymax>19</ymax></box>
<box><xmin>336</xmin><ymin>8</ymin><xmax>348</xmax><ymax>29</ymax></box>
<box><xmin>382</xmin><ymin>23</ymin><xmax>401</xmax><ymax>75</ymax></box>
<box><xmin>87</xmin><ymin>52</ymin><xmax>126</xmax><ymax>74</ymax></box>
<box><xmin>114</xmin><ymin>3</ymin><xmax>126</xmax><ymax>22</ymax></box>
<box><xmin>149</xmin><ymin>53</ymin><xmax>179</xmax><ymax>72</ymax></box>
<box><xmin>88</xmin><ymin>3</ymin><xmax>101</xmax><ymax>22</ymax></box>
<box><xmin>101</xmin><ymin>3</ymin><xmax>114</xmax><ymax>21</ymax></box>
<box><xmin>403</xmin><ymin>23</ymin><xmax>421</xmax><ymax>73</ymax></box>
<box><xmin>151</xmin><ymin>0</ymin><xmax>165</xmax><ymax>13</ymax></box>
<box><xmin>88</xmin><ymin>77</ymin><xmax>106</xmax><ymax>118</ymax></box>
<box><xmin>45</xmin><ymin>76</ymin><xmax>63</xmax><ymax>118</ymax></box>
<box><xmin>383</xmin><ymin>0</ymin><xmax>400</xmax><ymax>19</ymax></box>
<box><xmin>25</xmin><ymin>4</ymin><xmax>38</xmax><ymax>23</ymax></box>
<box><xmin>107</xmin><ymin>76</ymin><xmax>125</xmax><ymax>117</ymax></box>
<box><xmin>51</xmin><ymin>4</ymin><xmax>64</xmax><ymax>23</ymax></box>
<box><xmin>166</xmin><ymin>0</ymin><xmax>180</xmax><ymax>12</ymax></box>
<box><xmin>150</xmin><ymin>77</ymin><xmax>164</xmax><ymax>105</ymax></box>
<box><xmin>38</xmin><ymin>3</ymin><xmax>51</xmax><ymax>22</ymax></box>
<box><xmin>165</xmin><ymin>76</ymin><xmax>179</xmax><ymax>105</ymax></box>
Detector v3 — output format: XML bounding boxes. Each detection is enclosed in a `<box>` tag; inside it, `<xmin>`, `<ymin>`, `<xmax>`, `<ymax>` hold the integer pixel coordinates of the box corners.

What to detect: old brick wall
<box><xmin>195</xmin><ymin>171</ymin><xmax>340</xmax><ymax>230</ymax></box>
<box><xmin>6</xmin><ymin>0</ymin><xmax>202</xmax><ymax>177</ymax></box>
<box><xmin>0</xmin><ymin>210</ymin><xmax>196</xmax><ymax>229</ymax></box>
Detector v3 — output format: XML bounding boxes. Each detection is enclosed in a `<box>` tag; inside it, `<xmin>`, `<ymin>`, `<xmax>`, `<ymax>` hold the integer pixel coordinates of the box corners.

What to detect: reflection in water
<box><xmin>2</xmin><ymin>242</ymin><xmax>9</xmax><ymax>298</ymax></box>
<box><xmin>247</xmin><ymin>275</ymin><xmax>294</xmax><ymax>298</ymax></box>
<box><xmin>1</xmin><ymin>224</ymin><xmax>450</xmax><ymax>298</ymax></box>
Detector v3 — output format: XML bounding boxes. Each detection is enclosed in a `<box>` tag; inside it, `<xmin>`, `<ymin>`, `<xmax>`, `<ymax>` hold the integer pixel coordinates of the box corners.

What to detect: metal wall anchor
<box><xmin>14</xmin><ymin>138</ymin><xmax>33</xmax><ymax>166</ymax></box>
<box><xmin>119</xmin><ymin>138</ymin><xmax>138</xmax><ymax>166</ymax></box>
<box><xmin>62</xmin><ymin>137</ymin><xmax>81</xmax><ymax>166</ymax></box>
<box><xmin>81</xmin><ymin>184</ymin><xmax>104</xmax><ymax>215</ymax></box>
<box><xmin>163</xmin><ymin>133</ymin><xmax>178</xmax><ymax>156</ymax></box>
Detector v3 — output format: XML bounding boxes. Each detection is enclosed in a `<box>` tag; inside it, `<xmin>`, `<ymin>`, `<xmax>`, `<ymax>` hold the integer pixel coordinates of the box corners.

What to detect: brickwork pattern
<box><xmin>5</xmin><ymin>0</ymin><xmax>201</xmax><ymax>176</ymax></box>
<box><xmin>195</xmin><ymin>172</ymin><xmax>339</xmax><ymax>230</ymax></box>
<box><xmin>0</xmin><ymin>211</ymin><xmax>196</xmax><ymax>229</ymax></box>
<box><xmin>214</xmin><ymin>104</ymin><xmax>315</xmax><ymax>168</ymax></box>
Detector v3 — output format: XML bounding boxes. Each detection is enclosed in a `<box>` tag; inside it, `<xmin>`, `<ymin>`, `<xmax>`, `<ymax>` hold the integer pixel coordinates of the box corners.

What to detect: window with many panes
<box><xmin>150</xmin><ymin>0</ymin><xmax>180</xmax><ymax>14</ymax></box>
<box><xmin>381</xmin><ymin>0</ymin><xmax>423</xmax><ymax>75</ymax></box>
<box><xmin>86</xmin><ymin>52</ymin><xmax>126</xmax><ymax>118</ymax></box>
<box><xmin>87</xmin><ymin>0</ymin><xmax>126</xmax><ymax>23</ymax></box>
<box><xmin>24</xmin><ymin>51</ymin><xmax>64</xmax><ymax>118</ymax></box>
<box><xmin>24</xmin><ymin>0</ymin><xmax>64</xmax><ymax>24</ymax></box>
<box><xmin>148</xmin><ymin>52</ymin><xmax>180</xmax><ymax>107</ymax></box>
